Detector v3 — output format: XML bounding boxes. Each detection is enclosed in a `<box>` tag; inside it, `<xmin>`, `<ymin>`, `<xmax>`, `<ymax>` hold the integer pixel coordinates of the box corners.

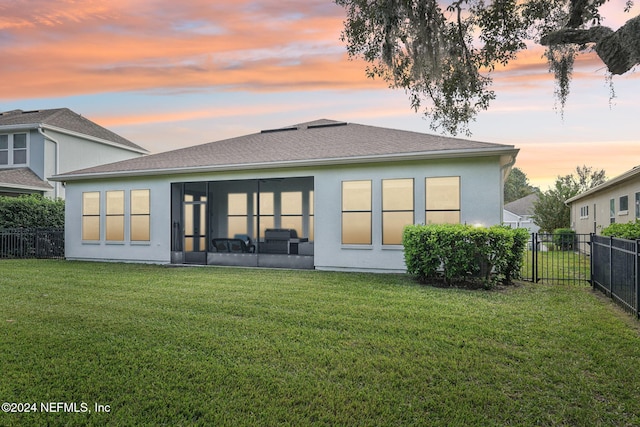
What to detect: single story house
<box><xmin>566</xmin><ymin>165</ymin><xmax>640</xmax><ymax>235</ymax></box>
<box><xmin>503</xmin><ymin>193</ymin><xmax>540</xmax><ymax>233</ymax></box>
<box><xmin>52</xmin><ymin>119</ymin><xmax>519</xmax><ymax>272</ymax></box>
<box><xmin>0</xmin><ymin>108</ymin><xmax>148</xmax><ymax>198</ymax></box>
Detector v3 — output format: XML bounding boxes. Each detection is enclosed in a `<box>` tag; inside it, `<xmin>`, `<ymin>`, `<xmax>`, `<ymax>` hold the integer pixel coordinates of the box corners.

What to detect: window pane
<box><xmin>106</xmin><ymin>191</ymin><xmax>124</xmax><ymax>215</ymax></box>
<box><xmin>258</xmin><ymin>216</ymin><xmax>274</xmax><ymax>238</ymax></box>
<box><xmin>106</xmin><ymin>216</ymin><xmax>124</xmax><ymax>241</ymax></box>
<box><xmin>636</xmin><ymin>193</ymin><xmax>640</xmax><ymax>219</ymax></box>
<box><xmin>260</xmin><ymin>192</ymin><xmax>274</xmax><ymax>215</ymax></box>
<box><xmin>82</xmin><ymin>217</ymin><xmax>100</xmax><ymax>240</ymax></box>
<box><xmin>342</xmin><ymin>212</ymin><xmax>371</xmax><ymax>245</ymax></box>
<box><xmin>309</xmin><ymin>191</ymin><xmax>314</xmax><ymax>215</ymax></box>
<box><xmin>383</xmin><ymin>211</ymin><xmax>413</xmax><ymax>245</ymax></box>
<box><xmin>228</xmin><ymin>216</ymin><xmax>247</xmax><ymax>238</ymax></box>
<box><xmin>131</xmin><ymin>190</ymin><xmax>150</xmax><ymax>215</ymax></box>
<box><xmin>13</xmin><ymin>149</ymin><xmax>26</xmax><ymax>164</ymax></box>
<box><xmin>620</xmin><ymin>196</ymin><xmax>628</xmax><ymax>211</ymax></box>
<box><xmin>426</xmin><ymin>177</ymin><xmax>460</xmax><ymax>210</ymax></box>
<box><xmin>282</xmin><ymin>191</ymin><xmax>302</xmax><ymax>215</ymax></box>
<box><xmin>0</xmin><ymin>151</ymin><xmax>7</xmax><ymax>165</ymax></box>
<box><xmin>228</xmin><ymin>193</ymin><xmax>247</xmax><ymax>216</ymax></box>
<box><xmin>83</xmin><ymin>192</ymin><xmax>100</xmax><ymax>215</ymax></box>
<box><xmin>281</xmin><ymin>216</ymin><xmax>302</xmax><ymax>237</ymax></box>
<box><xmin>382</xmin><ymin>179</ymin><xmax>413</xmax><ymax>211</ymax></box>
<box><xmin>13</xmin><ymin>133</ymin><xmax>27</xmax><ymax>148</ymax></box>
<box><xmin>0</xmin><ymin>135</ymin><xmax>7</xmax><ymax>149</ymax></box>
<box><xmin>610</xmin><ymin>199</ymin><xmax>615</xmax><ymax>217</ymax></box>
<box><xmin>342</xmin><ymin>181</ymin><xmax>371</xmax><ymax>211</ymax></box>
<box><xmin>131</xmin><ymin>216</ymin><xmax>150</xmax><ymax>241</ymax></box>
<box><xmin>426</xmin><ymin>211</ymin><xmax>460</xmax><ymax>224</ymax></box>
<box><xmin>309</xmin><ymin>216</ymin><xmax>314</xmax><ymax>242</ymax></box>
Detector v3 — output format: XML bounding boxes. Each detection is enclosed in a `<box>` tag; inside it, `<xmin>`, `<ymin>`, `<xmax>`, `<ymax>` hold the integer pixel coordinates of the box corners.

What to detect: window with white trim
<box><xmin>619</xmin><ymin>195</ymin><xmax>629</xmax><ymax>214</ymax></box>
<box><xmin>580</xmin><ymin>205</ymin><xmax>589</xmax><ymax>219</ymax></box>
<box><xmin>425</xmin><ymin>177</ymin><xmax>461</xmax><ymax>224</ymax></box>
<box><xmin>0</xmin><ymin>133</ymin><xmax>28</xmax><ymax>166</ymax></box>
<box><xmin>342</xmin><ymin>180</ymin><xmax>372</xmax><ymax>245</ymax></box>
<box><xmin>382</xmin><ymin>178</ymin><xmax>414</xmax><ymax>245</ymax></box>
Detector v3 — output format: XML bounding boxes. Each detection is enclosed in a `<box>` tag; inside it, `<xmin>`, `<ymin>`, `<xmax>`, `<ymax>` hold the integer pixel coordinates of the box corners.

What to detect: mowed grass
<box><xmin>1</xmin><ymin>260</ymin><xmax>639</xmax><ymax>426</ymax></box>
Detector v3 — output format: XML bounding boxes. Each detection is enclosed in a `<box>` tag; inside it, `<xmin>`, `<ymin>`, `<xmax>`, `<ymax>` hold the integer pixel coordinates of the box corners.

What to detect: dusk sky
<box><xmin>1</xmin><ymin>0</ymin><xmax>638</xmax><ymax>189</ymax></box>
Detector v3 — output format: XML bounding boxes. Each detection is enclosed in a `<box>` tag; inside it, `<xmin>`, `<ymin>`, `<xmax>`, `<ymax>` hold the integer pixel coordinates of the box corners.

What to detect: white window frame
<box><xmin>0</xmin><ymin>132</ymin><xmax>29</xmax><ymax>167</ymax></box>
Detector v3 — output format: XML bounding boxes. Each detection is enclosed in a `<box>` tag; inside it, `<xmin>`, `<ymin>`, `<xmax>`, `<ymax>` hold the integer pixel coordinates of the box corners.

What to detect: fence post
<box><xmin>531</xmin><ymin>233</ymin><xmax>537</xmax><ymax>283</ymax></box>
<box><xmin>589</xmin><ymin>233</ymin><xmax>594</xmax><ymax>289</ymax></box>
<box><xmin>636</xmin><ymin>239</ymin><xmax>639</xmax><ymax>319</ymax></box>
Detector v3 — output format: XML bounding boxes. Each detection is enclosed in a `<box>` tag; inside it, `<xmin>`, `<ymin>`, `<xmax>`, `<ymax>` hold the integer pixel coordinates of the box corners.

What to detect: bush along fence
<box><xmin>0</xmin><ymin>228</ymin><xmax>65</xmax><ymax>259</ymax></box>
<box><xmin>403</xmin><ymin>224</ymin><xmax>529</xmax><ymax>289</ymax></box>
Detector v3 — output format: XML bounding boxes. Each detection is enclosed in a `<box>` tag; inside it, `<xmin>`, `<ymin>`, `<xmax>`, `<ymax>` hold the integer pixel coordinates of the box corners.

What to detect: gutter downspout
<box><xmin>38</xmin><ymin>126</ymin><xmax>60</xmax><ymax>199</ymax></box>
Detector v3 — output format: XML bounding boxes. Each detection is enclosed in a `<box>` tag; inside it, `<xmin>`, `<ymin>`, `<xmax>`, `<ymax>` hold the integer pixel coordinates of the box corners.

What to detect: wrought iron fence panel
<box><xmin>592</xmin><ymin>235</ymin><xmax>639</xmax><ymax>317</ymax></box>
<box><xmin>521</xmin><ymin>233</ymin><xmax>591</xmax><ymax>285</ymax></box>
<box><xmin>0</xmin><ymin>228</ymin><xmax>64</xmax><ymax>259</ymax></box>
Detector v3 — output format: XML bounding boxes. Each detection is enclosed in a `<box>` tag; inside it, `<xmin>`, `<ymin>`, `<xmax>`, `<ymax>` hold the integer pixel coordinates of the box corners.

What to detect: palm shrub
<box><xmin>403</xmin><ymin>224</ymin><xmax>529</xmax><ymax>288</ymax></box>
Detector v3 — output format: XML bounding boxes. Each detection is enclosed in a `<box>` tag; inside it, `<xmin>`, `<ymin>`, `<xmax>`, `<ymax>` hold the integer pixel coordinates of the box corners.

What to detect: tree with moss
<box><xmin>336</xmin><ymin>0</ymin><xmax>638</xmax><ymax>135</ymax></box>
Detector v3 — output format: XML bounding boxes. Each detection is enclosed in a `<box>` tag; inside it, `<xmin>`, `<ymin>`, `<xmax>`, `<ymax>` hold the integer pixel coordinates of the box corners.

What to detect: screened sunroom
<box><xmin>170</xmin><ymin>177</ymin><xmax>314</xmax><ymax>268</ymax></box>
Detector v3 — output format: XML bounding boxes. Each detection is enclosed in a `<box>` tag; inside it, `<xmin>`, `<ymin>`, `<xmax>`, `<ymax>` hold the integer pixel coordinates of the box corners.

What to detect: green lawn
<box><xmin>1</xmin><ymin>260</ymin><xmax>639</xmax><ymax>426</ymax></box>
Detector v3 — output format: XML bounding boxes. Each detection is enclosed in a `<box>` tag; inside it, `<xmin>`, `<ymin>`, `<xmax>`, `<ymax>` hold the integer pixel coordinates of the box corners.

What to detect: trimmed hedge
<box><xmin>0</xmin><ymin>194</ymin><xmax>65</xmax><ymax>229</ymax></box>
<box><xmin>403</xmin><ymin>224</ymin><xmax>529</xmax><ymax>289</ymax></box>
<box><xmin>602</xmin><ymin>220</ymin><xmax>640</xmax><ymax>240</ymax></box>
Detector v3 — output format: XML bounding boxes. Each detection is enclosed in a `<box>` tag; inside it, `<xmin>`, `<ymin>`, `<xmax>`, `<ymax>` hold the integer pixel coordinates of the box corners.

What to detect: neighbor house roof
<box><xmin>53</xmin><ymin>120</ymin><xmax>518</xmax><ymax>181</ymax></box>
<box><xmin>504</xmin><ymin>193</ymin><xmax>539</xmax><ymax>216</ymax></box>
<box><xmin>565</xmin><ymin>165</ymin><xmax>640</xmax><ymax>204</ymax></box>
<box><xmin>0</xmin><ymin>108</ymin><xmax>148</xmax><ymax>154</ymax></box>
<box><xmin>0</xmin><ymin>168</ymin><xmax>53</xmax><ymax>192</ymax></box>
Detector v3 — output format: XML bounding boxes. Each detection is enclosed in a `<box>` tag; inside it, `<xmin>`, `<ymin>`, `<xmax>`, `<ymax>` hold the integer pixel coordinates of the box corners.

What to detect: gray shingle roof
<box><xmin>0</xmin><ymin>108</ymin><xmax>147</xmax><ymax>153</ymax></box>
<box><xmin>504</xmin><ymin>193</ymin><xmax>539</xmax><ymax>216</ymax></box>
<box><xmin>0</xmin><ymin>168</ymin><xmax>53</xmax><ymax>191</ymax></box>
<box><xmin>54</xmin><ymin>119</ymin><xmax>518</xmax><ymax>180</ymax></box>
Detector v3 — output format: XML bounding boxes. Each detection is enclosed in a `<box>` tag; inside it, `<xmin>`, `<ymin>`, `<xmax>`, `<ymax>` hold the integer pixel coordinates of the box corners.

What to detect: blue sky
<box><xmin>1</xmin><ymin>0</ymin><xmax>638</xmax><ymax>189</ymax></box>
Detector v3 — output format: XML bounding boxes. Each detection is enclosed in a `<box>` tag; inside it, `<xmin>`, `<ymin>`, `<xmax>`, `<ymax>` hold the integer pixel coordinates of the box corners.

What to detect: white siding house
<box><xmin>0</xmin><ymin>108</ymin><xmax>148</xmax><ymax>198</ymax></box>
<box><xmin>53</xmin><ymin>120</ymin><xmax>519</xmax><ymax>272</ymax></box>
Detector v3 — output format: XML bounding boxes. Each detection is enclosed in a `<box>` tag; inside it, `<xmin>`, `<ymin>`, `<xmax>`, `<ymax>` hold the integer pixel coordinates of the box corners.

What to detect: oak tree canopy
<box><xmin>336</xmin><ymin>0</ymin><xmax>638</xmax><ymax>135</ymax></box>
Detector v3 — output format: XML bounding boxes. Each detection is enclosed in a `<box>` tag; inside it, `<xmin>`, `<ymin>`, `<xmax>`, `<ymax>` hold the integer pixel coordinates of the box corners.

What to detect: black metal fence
<box><xmin>0</xmin><ymin>228</ymin><xmax>65</xmax><ymax>259</ymax></box>
<box><xmin>521</xmin><ymin>233</ymin><xmax>591</xmax><ymax>285</ymax></box>
<box><xmin>591</xmin><ymin>235</ymin><xmax>640</xmax><ymax>317</ymax></box>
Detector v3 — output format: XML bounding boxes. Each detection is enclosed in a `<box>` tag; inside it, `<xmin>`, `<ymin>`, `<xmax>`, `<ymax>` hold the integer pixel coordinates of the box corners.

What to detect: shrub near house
<box><xmin>0</xmin><ymin>194</ymin><xmax>64</xmax><ymax>228</ymax></box>
<box><xmin>602</xmin><ymin>220</ymin><xmax>640</xmax><ymax>240</ymax></box>
<box><xmin>403</xmin><ymin>224</ymin><xmax>529</xmax><ymax>289</ymax></box>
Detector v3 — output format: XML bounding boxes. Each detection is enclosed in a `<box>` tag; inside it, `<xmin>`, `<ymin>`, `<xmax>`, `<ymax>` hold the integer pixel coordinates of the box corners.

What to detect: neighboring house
<box><xmin>503</xmin><ymin>193</ymin><xmax>540</xmax><ymax>233</ymax></box>
<box><xmin>0</xmin><ymin>108</ymin><xmax>148</xmax><ymax>198</ymax></box>
<box><xmin>52</xmin><ymin>119</ymin><xmax>519</xmax><ymax>272</ymax></box>
<box><xmin>566</xmin><ymin>165</ymin><xmax>640</xmax><ymax>235</ymax></box>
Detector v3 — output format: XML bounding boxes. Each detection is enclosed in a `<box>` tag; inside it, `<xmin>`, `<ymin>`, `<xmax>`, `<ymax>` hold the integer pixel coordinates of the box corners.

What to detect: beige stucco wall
<box><xmin>570</xmin><ymin>174</ymin><xmax>640</xmax><ymax>235</ymax></box>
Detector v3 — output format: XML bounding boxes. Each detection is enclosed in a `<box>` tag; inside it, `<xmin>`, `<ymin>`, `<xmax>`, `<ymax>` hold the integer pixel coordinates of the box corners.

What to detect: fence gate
<box><xmin>521</xmin><ymin>233</ymin><xmax>591</xmax><ymax>285</ymax></box>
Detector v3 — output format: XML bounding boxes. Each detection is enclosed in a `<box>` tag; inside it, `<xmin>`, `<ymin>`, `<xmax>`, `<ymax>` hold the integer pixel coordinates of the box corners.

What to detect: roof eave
<box><xmin>0</xmin><ymin>123</ymin><xmax>40</xmax><ymax>132</ymax></box>
<box><xmin>41</xmin><ymin>124</ymin><xmax>149</xmax><ymax>154</ymax></box>
<box><xmin>52</xmin><ymin>146</ymin><xmax>518</xmax><ymax>182</ymax></box>
<box><xmin>565</xmin><ymin>166</ymin><xmax>640</xmax><ymax>204</ymax></box>
<box><xmin>0</xmin><ymin>182</ymin><xmax>53</xmax><ymax>191</ymax></box>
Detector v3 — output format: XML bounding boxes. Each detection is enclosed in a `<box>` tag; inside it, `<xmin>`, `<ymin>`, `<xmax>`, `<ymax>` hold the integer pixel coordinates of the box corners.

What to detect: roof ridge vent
<box><xmin>260</xmin><ymin>126</ymin><xmax>298</xmax><ymax>134</ymax></box>
<box><xmin>307</xmin><ymin>122</ymin><xmax>348</xmax><ymax>130</ymax></box>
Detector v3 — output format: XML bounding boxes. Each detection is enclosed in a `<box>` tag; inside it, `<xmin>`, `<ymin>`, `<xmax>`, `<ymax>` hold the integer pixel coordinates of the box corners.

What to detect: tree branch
<box><xmin>541</xmin><ymin>14</ymin><xmax>640</xmax><ymax>75</ymax></box>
